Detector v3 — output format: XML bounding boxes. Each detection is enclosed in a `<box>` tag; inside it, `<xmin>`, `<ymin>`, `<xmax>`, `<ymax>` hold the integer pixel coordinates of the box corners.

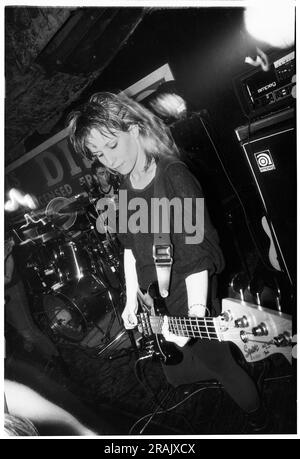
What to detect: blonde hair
<box><xmin>67</xmin><ymin>91</ymin><xmax>179</xmax><ymax>170</ymax></box>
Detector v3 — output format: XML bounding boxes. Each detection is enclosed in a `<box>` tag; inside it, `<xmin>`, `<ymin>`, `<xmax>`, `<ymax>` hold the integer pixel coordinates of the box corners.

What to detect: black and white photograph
<box><xmin>3</xmin><ymin>1</ymin><xmax>297</xmax><ymax>439</ymax></box>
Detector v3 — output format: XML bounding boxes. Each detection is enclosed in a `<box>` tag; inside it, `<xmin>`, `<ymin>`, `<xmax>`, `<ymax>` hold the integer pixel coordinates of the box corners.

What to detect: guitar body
<box><xmin>138</xmin><ymin>282</ymin><xmax>183</xmax><ymax>365</ymax></box>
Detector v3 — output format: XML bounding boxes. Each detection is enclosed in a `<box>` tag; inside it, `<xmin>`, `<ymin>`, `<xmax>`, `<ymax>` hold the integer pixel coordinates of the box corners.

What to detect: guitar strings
<box><xmin>148</xmin><ymin>315</ymin><xmax>270</xmax><ymax>344</ymax></box>
<box><xmin>150</xmin><ymin>316</ymin><xmax>219</xmax><ymax>339</ymax></box>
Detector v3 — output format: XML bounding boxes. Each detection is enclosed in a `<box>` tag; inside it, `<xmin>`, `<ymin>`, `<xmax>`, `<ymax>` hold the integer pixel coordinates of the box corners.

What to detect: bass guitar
<box><xmin>137</xmin><ymin>282</ymin><xmax>293</xmax><ymax>366</ymax></box>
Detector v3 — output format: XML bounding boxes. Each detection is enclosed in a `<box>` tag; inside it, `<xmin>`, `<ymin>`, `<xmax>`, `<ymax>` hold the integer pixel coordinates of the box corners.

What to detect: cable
<box><xmin>129</xmin><ymin>385</ymin><xmax>219</xmax><ymax>435</ymax></box>
<box><xmin>133</xmin><ymin>356</ymin><xmax>198</xmax><ymax>433</ymax></box>
<box><xmin>138</xmin><ymin>387</ymin><xmax>172</xmax><ymax>435</ymax></box>
<box><xmin>129</xmin><ymin>384</ymin><xmax>221</xmax><ymax>435</ymax></box>
<box><xmin>134</xmin><ymin>357</ymin><xmax>151</xmax><ymax>391</ymax></box>
<box><xmin>134</xmin><ymin>356</ymin><xmax>167</xmax><ymax>408</ymax></box>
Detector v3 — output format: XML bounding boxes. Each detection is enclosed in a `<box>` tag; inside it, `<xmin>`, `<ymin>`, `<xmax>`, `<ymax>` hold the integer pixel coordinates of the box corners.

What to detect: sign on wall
<box><xmin>5</xmin><ymin>64</ymin><xmax>175</xmax><ymax>214</ymax></box>
<box><xmin>5</xmin><ymin>129</ymin><xmax>93</xmax><ymax>210</ymax></box>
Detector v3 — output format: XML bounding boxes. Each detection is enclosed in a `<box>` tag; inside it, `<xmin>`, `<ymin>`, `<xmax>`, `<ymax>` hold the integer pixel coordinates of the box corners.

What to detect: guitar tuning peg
<box><xmin>221</xmin><ymin>310</ymin><xmax>233</xmax><ymax>322</ymax></box>
<box><xmin>249</xmin><ymin>276</ymin><xmax>265</xmax><ymax>306</ymax></box>
<box><xmin>252</xmin><ymin>322</ymin><xmax>268</xmax><ymax>336</ymax></box>
<box><xmin>230</xmin><ymin>272</ymin><xmax>249</xmax><ymax>301</ymax></box>
<box><xmin>273</xmin><ymin>332</ymin><xmax>291</xmax><ymax>347</ymax></box>
<box><xmin>234</xmin><ymin>315</ymin><xmax>249</xmax><ymax>328</ymax></box>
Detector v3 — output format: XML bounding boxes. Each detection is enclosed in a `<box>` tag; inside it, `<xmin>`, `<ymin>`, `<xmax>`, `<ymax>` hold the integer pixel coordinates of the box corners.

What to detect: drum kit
<box><xmin>15</xmin><ymin>193</ymin><xmax>125</xmax><ymax>344</ymax></box>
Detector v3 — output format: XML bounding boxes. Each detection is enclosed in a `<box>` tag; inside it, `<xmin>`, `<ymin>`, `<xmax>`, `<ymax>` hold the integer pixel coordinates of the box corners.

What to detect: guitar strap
<box><xmin>153</xmin><ymin>160</ymin><xmax>179</xmax><ymax>298</ymax></box>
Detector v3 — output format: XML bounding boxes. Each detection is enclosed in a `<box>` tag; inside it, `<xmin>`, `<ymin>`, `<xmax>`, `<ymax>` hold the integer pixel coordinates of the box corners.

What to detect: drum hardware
<box><xmin>19</xmin><ymin>220</ymin><xmax>44</xmax><ymax>231</ymax></box>
<box><xmin>90</xmin><ymin>240</ymin><xmax>123</xmax><ymax>291</ymax></box>
<box><xmin>11</xmin><ymin>193</ymin><xmax>125</xmax><ymax>349</ymax></box>
<box><xmin>19</xmin><ymin>238</ymin><xmax>39</xmax><ymax>246</ymax></box>
<box><xmin>34</xmin><ymin>231</ymin><xmax>60</xmax><ymax>243</ymax></box>
<box><xmin>17</xmin><ymin>214</ymin><xmax>61</xmax><ymax>244</ymax></box>
<box><xmin>91</xmin><ymin>304</ymin><xmax>119</xmax><ymax>345</ymax></box>
<box><xmin>92</xmin><ymin>327</ymin><xmax>139</xmax><ymax>361</ymax></box>
<box><xmin>57</xmin><ymin>194</ymin><xmax>91</xmax><ymax>214</ymax></box>
<box><xmin>28</xmin><ymin>209</ymin><xmax>48</xmax><ymax>218</ymax></box>
<box><xmin>55</xmin><ymin>240</ymin><xmax>99</xmax><ymax>284</ymax></box>
<box><xmin>93</xmin><ymin>329</ymin><xmax>127</xmax><ymax>357</ymax></box>
<box><xmin>24</xmin><ymin>241</ymin><xmax>65</xmax><ymax>293</ymax></box>
<box><xmin>56</xmin><ymin>208</ymin><xmax>86</xmax><ymax>216</ymax></box>
<box><xmin>42</xmin><ymin>276</ymin><xmax>121</xmax><ymax>342</ymax></box>
<box><xmin>20</xmin><ymin>213</ymin><xmax>47</xmax><ymax>230</ymax></box>
<box><xmin>22</xmin><ymin>221</ymin><xmax>123</xmax><ymax>295</ymax></box>
<box><xmin>79</xmin><ymin>201</ymin><xmax>124</xmax><ymax>291</ymax></box>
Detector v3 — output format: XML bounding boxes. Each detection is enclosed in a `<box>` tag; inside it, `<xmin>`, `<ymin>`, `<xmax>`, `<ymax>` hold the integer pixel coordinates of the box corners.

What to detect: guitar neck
<box><xmin>150</xmin><ymin>315</ymin><xmax>220</xmax><ymax>341</ymax></box>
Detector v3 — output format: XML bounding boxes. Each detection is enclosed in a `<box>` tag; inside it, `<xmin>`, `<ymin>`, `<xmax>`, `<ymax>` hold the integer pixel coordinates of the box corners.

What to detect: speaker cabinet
<box><xmin>235</xmin><ymin>108</ymin><xmax>296</xmax><ymax>288</ymax></box>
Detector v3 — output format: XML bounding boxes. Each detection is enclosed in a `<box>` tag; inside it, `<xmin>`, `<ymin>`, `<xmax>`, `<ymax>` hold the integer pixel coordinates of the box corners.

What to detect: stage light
<box><xmin>244</xmin><ymin>1</ymin><xmax>295</xmax><ymax>49</ymax></box>
<box><xmin>4</xmin><ymin>188</ymin><xmax>37</xmax><ymax>211</ymax></box>
<box><xmin>149</xmin><ymin>93</ymin><xmax>187</xmax><ymax>120</ymax></box>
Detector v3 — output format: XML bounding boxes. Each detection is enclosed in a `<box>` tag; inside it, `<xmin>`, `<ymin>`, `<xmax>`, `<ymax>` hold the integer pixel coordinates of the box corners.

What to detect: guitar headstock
<box><xmin>219</xmin><ymin>298</ymin><xmax>293</xmax><ymax>364</ymax></box>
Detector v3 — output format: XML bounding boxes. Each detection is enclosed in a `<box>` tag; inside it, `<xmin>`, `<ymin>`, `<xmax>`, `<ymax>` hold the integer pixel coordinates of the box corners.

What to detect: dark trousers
<box><xmin>163</xmin><ymin>340</ymin><xmax>260</xmax><ymax>413</ymax></box>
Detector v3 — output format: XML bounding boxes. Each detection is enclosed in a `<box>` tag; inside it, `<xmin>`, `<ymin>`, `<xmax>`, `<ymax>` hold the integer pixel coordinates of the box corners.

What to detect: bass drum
<box><xmin>42</xmin><ymin>274</ymin><xmax>118</xmax><ymax>342</ymax></box>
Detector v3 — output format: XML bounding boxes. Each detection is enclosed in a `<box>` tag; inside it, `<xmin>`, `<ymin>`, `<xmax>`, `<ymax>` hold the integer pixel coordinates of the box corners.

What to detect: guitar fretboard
<box><xmin>149</xmin><ymin>316</ymin><xmax>219</xmax><ymax>340</ymax></box>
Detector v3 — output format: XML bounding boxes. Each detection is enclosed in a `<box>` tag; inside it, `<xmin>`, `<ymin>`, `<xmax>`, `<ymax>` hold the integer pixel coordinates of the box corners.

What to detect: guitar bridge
<box><xmin>138</xmin><ymin>337</ymin><xmax>156</xmax><ymax>360</ymax></box>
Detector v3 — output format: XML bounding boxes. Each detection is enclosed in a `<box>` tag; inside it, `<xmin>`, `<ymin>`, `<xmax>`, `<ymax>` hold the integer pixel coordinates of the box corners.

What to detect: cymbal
<box><xmin>45</xmin><ymin>197</ymin><xmax>77</xmax><ymax>231</ymax></box>
<box><xmin>48</xmin><ymin>211</ymin><xmax>77</xmax><ymax>218</ymax></box>
<box><xmin>56</xmin><ymin>207</ymin><xmax>86</xmax><ymax>215</ymax></box>
<box><xmin>58</xmin><ymin>196</ymin><xmax>91</xmax><ymax>214</ymax></box>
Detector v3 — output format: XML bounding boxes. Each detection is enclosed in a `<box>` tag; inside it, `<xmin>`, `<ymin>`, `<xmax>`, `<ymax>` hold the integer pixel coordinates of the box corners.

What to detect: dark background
<box><xmin>6</xmin><ymin>6</ymin><xmax>295</xmax><ymax>307</ymax></box>
<box><xmin>4</xmin><ymin>7</ymin><xmax>296</xmax><ymax>436</ymax></box>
